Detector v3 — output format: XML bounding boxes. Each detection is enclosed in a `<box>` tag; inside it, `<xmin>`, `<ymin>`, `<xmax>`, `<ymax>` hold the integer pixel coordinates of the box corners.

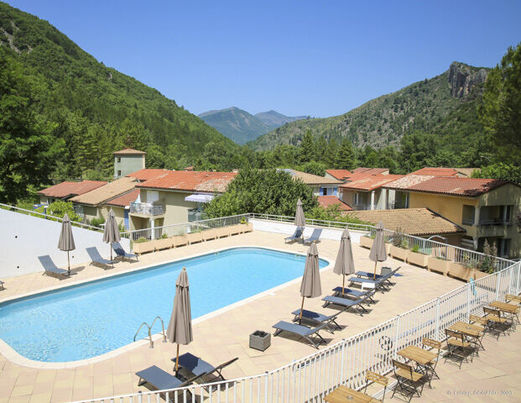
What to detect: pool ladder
<box><xmin>133</xmin><ymin>316</ymin><xmax>167</xmax><ymax>348</ymax></box>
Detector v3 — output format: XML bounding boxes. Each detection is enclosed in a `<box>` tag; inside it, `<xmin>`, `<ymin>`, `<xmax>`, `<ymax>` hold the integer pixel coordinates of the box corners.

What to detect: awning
<box><xmin>184</xmin><ymin>194</ymin><xmax>215</xmax><ymax>203</ymax></box>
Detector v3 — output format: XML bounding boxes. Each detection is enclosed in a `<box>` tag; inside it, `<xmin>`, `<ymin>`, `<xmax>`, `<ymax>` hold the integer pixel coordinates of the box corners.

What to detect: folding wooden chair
<box><xmin>444</xmin><ymin>329</ymin><xmax>474</xmax><ymax>369</ymax></box>
<box><xmin>363</xmin><ymin>371</ymin><xmax>389</xmax><ymax>402</ymax></box>
<box><xmin>483</xmin><ymin>307</ymin><xmax>512</xmax><ymax>339</ymax></box>
<box><xmin>391</xmin><ymin>359</ymin><xmax>426</xmax><ymax>402</ymax></box>
<box><xmin>422</xmin><ymin>338</ymin><xmax>441</xmax><ymax>384</ymax></box>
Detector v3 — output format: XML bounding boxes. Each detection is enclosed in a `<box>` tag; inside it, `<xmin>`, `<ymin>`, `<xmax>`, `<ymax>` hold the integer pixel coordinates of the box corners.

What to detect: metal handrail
<box><xmin>150</xmin><ymin>316</ymin><xmax>167</xmax><ymax>343</ymax></box>
<box><xmin>133</xmin><ymin>316</ymin><xmax>167</xmax><ymax>348</ymax></box>
<box><xmin>133</xmin><ymin>321</ymin><xmax>153</xmax><ymax>348</ymax></box>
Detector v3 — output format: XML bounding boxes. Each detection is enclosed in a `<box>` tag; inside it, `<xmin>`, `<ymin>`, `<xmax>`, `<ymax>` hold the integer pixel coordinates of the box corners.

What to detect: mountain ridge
<box><xmin>199</xmin><ymin>107</ymin><xmax>306</xmax><ymax>144</ymax></box>
<box><xmin>249</xmin><ymin>62</ymin><xmax>489</xmax><ymax>151</ymax></box>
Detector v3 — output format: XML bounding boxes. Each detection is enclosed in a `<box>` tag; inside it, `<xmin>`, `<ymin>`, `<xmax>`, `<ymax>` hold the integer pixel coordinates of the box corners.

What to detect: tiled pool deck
<box><xmin>0</xmin><ymin>230</ymin><xmax>508</xmax><ymax>402</ymax></box>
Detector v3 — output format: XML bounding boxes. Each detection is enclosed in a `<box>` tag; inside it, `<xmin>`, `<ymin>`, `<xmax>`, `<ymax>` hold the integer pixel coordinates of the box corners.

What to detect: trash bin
<box><xmin>249</xmin><ymin>330</ymin><xmax>271</xmax><ymax>351</ymax></box>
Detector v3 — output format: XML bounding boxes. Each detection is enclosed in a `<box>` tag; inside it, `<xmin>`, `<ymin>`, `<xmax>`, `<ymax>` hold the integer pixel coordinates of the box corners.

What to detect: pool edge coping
<box><xmin>0</xmin><ymin>244</ymin><xmax>332</xmax><ymax>369</ymax></box>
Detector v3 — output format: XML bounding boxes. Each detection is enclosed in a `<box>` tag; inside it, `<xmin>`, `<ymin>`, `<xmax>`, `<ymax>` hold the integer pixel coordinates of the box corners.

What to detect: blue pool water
<box><xmin>0</xmin><ymin>247</ymin><xmax>328</xmax><ymax>362</ymax></box>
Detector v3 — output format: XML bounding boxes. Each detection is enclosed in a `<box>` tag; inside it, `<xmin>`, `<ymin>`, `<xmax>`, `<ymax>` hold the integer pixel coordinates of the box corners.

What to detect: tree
<box><xmin>479</xmin><ymin>43</ymin><xmax>521</xmax><ymax>163</ymax></box>
<box><xmin>0</xmin><ymin>48</ymin><xmax>64</xmax><ymax>203</ymax></box>
<box><xmin>335</xmin><ymin>138</ymin><xmax>356</xmax><ymax>170</ymax></box>
<box><xmin>472</xmin><ymin>163</ymin><xmax>521</xmax><ymax>184</ymax></box>
<box><xmin>297</xmin><ymin>161</ymin><xmax>327</xmax><ymax>176</ymax></box>
<box><xmin>205</xmin><ymin>168</ymin><xmax>317</xmax><ymax>218</ymax></box>
<box><xmin>324</xmin><ymin>139</ymin><xmax>339</xmax><ymax>167</ymax></box>
<box><xmin>299</xmin><ymin>130</ymin><xmax>315</xmax><ymax>163</ymax></box>
<box><xmin>44</xmin><ymin>200</ymin><xmax>80</xmax><ymax>221</ymax></box>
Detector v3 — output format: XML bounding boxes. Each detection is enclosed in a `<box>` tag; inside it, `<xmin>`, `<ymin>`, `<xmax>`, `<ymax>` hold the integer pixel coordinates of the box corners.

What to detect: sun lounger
<box><xmin>291</xmin><ymin>309</ymin><xmax>342</xmax><ymax>332</ymax></box>
<box><xmin>136</xmin><ymin>365</ymin><xmax>203</xmax><ymax>392</ymax></box>
<box><xmin>349</xmin><ymin>274</ymin><xmax>392</xmax><ymax>292</ymax></box>
<box><xmin>0</xmin><ymin>280</ymin><xmax>5</xmax><ymax>290</ymax></box>
<box><xmin>112</xmin><ymin>241</ymin><xmax>138</xmax><ymax>262</ymax></box>
<box><xmin>356</xmin><ymin>267</ymin><xmax>400</xmax><ymax>287</ymax></box>
<box><xmin>86</xmin><ymin>247</ymin><xmax>114</xmax><ymax>268</ymax></box>
<box><xmin>172</xmin><ymin>353</ymin><xmax>238</xmax><ymax>382</ymax></box>
<box><xmin>273</xmin><ymin>321</ymin><xmax>328</xmax><ymax>349</ymax></box>
<box><xmin>303</xmin><ymin>228</ymin><xmax>322</xmax><ymax>244</ymax></box>
<box><xmin>332</xmin><ymin>286</ymin><xmax>376</xmax><ymax>303</ymax></box>
<box><xmin>322</xmin><ymin>294</ymin><xmax>372</xmax><ymax>315</ymax></box>
<box><xmin>285</xmin><ymin>226</ymin><xmax>304</xmax><ymax>243</ymax></box>
<box><xmin>38</xmin><ymin>255</ymin><xmax>69</xmax><ymax>277</ymax></box>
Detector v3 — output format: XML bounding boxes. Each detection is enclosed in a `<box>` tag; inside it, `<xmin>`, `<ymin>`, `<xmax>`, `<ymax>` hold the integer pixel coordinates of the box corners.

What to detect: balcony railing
<box><xmin>479</xmin><ymin>218</ymin><xmax>511</xmax><ymax>226</ymax></box>
<box><xmin>129</xmin><ymin>202</ymin><xmax>164</xmax><ymax>216</ymax></box>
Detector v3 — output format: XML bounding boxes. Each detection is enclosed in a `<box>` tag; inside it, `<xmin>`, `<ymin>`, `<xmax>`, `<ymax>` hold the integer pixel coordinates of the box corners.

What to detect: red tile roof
<box><xmin>317</xmin><ymin>196</ymin><xmax>352</xmax><ymax>211</ymax></box>
<box><xmin>113</xmin><ymin>148</ymin><xmax>146</xmax><ymax>155</ymax></box>
<box><xmin>410</xmin><ymin>167</ymin><xmax>458</xmax><ymax>177</ymax></box>
<box><xmin>138</xmin><ymin>171</ymin><xmax>237</xmax><ymax>193</ymax></box>
<box><xmin>351</xmin><ymin>168</ymin><xmax>389</xmax><ymax>175</ymax></box>
<box><xmin>127</xmin><ymin>169</ymin><xmax>170</xmax><ymax>181</ymax></box>
<box><xmin>38</xmin><ymin>180</ymin><xmax>107</xmax><ymax>198</ymax></box>
<box><xmin>340</xmin><ymin>174</ymin><xmax>404</xmax><ymax>191</ymax></box>
<box><xmin>407</xmin><ymin>177</ymin><xmax>509</xmax><ymax>197</ymax></box>
<box><xmin>106</xmin><ymin>189</ymin><xmax>140</xmax><ymax>207</ymax></box>
<box><xmin>325</xmin><ymin>169</ymin><xmax>352</xmax><ymax>180</ymax></box>
<box><xmin>383</xmin><ymin>175</ymin><xmax>434</xmax><ymax>190</ymax></box>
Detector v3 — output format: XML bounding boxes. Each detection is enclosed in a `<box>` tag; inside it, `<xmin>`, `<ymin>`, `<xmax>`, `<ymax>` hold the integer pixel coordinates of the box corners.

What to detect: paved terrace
<box><xmin>0</xmin><ymin>230</ymin><xmax>472</xmax><ymax>402</ymax></box>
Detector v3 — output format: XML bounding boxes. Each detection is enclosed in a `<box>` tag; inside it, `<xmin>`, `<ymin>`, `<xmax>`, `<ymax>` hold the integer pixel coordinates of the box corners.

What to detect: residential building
<box><xmin>348</xmin><ymin>207</ymin><xmax>465</xmax><ymax>244</ymax></box>
<box><xmin>104</xmin><ymin>189</ymin><xmax>140</xmax><ymax>230</ymax></box>
<box><xmin>383</xmin><ymin>176</ymin><xmax>521</xmax><ymax>258</ymax></box>
<box><xmin>113</xmin><ymin>148</ymin><xmax>146</xmax><ymax>178</ymax></box>
<box><xmin>317</xmin><ymin>195</ymin><xmax>352</xmax><ymax>212</ymax></box>
<box><xmin>282</xmin><ymin>169</ymin><xmax>342</xmax><ymax>196</ymax></box>
<box><xmin>410</xmin><ymin>167</ymin><xmax>478</xmax><ymax>178</ymax></box>
<box><xmin>69</xmin><ymin>176</ymin><xmax>138</xmax><ymax>225</ymax></box>
<box><xmin>130</xmin><ymin>171</ymin><xmax>237</xmax><ymax>235</ymax></box>
<box><xmin>339</xmin><ymin>174</ymin><xmax>403</xmax><ymax>210</ymax></box>
<box><xmin>37</xmin><ymin>180</ymin><xmax>107</xmax><ymax>205</ymax></box>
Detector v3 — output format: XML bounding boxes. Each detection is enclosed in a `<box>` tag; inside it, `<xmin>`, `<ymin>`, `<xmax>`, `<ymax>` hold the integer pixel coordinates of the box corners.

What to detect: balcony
<box><xmin>478</xmin><ymin>218</ymin><xmax>511</xmax><ymax>226</ymax></box>
<box><xmin>129</xmin><ymin>202</ymin><xmax>164</xmax><ymax>217</ymax></box>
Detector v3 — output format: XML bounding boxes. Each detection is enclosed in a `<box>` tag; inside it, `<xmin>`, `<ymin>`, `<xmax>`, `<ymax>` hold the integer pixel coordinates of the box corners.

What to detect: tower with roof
<box><xmin>113</xmin><ymin>148</ymin><xmax>146</xmax><ymax>178</ymax></box>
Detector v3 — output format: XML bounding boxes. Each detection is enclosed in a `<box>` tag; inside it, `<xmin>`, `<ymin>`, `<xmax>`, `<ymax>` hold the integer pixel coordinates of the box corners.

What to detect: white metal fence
<box><xmin>77</xmin><ymin>250</ymin><xmax>520</xmax><ymax>402</ymax></box>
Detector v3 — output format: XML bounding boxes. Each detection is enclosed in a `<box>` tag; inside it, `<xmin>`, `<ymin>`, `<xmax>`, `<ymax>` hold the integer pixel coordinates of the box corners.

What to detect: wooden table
<box><xmin>397</xmin><ymin>345</ymin><xmax>436</xmax><ymax>366</ymax></box>
<box><xmin>490</xmin><ymin>301</ymin><xmax>519</xmax><ymax>314</ymax></box>
<box><xmin>324</xmin><ymin>386</ymin><xmax>379</xmax><ymax>403</ymax></box>
<box><xmin>449</xmin><ymin>321</ymin><xmax>484</xmax><ymax>349</ymax></box>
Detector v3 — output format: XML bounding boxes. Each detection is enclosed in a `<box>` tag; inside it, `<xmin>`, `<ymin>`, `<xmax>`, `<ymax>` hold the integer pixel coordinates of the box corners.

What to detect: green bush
<box><xmin>134</xmin><ymin>237</ymin><xmax>147</xmax><ymax>243</ymax></box>
<box><xmin>411</xmin><ymin>244</ymin><xmax>420</xmax><ymax>253</ymax></box>
<box><xmin>89</xmin><ymin>216</ymin><xmax>105</xmax><ymax>228</ymax></box>
<box><xmin>44</xmin><ymin>200</ymin><xmax>80</xmax><ymax>221</ymax></box>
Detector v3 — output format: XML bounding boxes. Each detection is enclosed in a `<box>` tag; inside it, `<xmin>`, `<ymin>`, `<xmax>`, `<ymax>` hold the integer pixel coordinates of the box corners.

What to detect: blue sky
<box><xmin>6</xmin><ymin>0</ymin><xmax>521</xmax><ymax>117</ymax></box>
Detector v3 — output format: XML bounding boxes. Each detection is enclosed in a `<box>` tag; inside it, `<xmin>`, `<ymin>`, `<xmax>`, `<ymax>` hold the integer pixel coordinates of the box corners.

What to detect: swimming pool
<box><xmin>0</xmin><ymin>247</ymin><xmax>328</xmax><ymax>362</ymax></box>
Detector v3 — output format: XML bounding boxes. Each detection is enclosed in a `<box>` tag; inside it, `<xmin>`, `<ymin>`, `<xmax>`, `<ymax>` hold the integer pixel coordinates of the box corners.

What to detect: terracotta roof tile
<box><xmin>410</xmin><ymin>167</ymin><xmax>458</xmax><ymax>177</ymax></box>
<box><xmin>407</xmin><ymin>177</ymin><xmax>509</xmax><ymax>197</ymax></box>
<box><xmin>38</xmin><ymin>180</ymin><xmax>107</xmax><ymax>198</ymax></box>
<box><xmin>127</xmin><ymin>169</ymin><xmax>170</xmax><ymax>181</ymax></box>
<box><xmin>70</xmin><ymin>177</ymin><xmax>138</xmax><ymax>206</ymax></box>
<box><xmin>317</xmin><ymin>196</ymin><xmax>352</xmax><ymax>211</ymax></box>
<box><xmin>106</xmin><ymin>189</ymin><xmax>140</xmax><ymax>207</ymax></box>
<box><xmin>348</xmin><ymin>208</ymin><xmax>465</xmax><ymax>236</ymax></box>
<box><xmin>138</xmin><ymin>171</ymin><xmax>237</xmax><ymax>193</ymax></box>
<box><xmin>113</xmin><ymin>148</ymin><xmax>146</xmax><ymax>155</ymax></box>
<box><xmin>383</xmin><ymin>175</ymin><xmax>434</xmax><ymax>190</ymax></box>
<box><xmin>352</xmin><ymin>168</ymin><xmax>389</xmax><ymax>175</ymax></box>
<box><xmin>340</xmin><ymin>174</ymin><xmax>404</xmax><ymax>191</ymax></box>
<box><xmin>325</xmin><ymin>169</ymin><xmax>352</xmax><ymax>180</ymax></box>
<box><xmin>283</xmin><ymin>169</ymin><xmax>342</xmax><ymax>185</ymax></box>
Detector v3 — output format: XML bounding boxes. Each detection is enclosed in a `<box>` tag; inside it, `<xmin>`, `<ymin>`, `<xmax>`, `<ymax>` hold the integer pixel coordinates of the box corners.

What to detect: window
<box><xmin>322</xmin><ymin>187</ymin><xmax>328</xmax><ymax>196</ymax></box>
<box><xmin>117</xmin><ymin>170</ymin><xmax>121</xmax><ymax>177</ymax></box>
<box><xmin>462</xmin><ymin>205</ymin><xmax>475</xmax><ymax>225</ymax></box>
<box><xmin>117</xmin><ymin>157</ymin><xmax>121</xmax><ymax>163</ymax></box>
<box><xmin>354</xmin><ymin>193</ymin><xmax>360</xmax><ymax>205</ymax></box>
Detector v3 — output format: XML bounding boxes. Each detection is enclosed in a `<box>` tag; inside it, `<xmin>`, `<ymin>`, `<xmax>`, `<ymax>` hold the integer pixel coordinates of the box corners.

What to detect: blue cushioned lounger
<box><xmin>291</xmin><ymin>309</ymin><xmax>342</xmax><ymax>332</ymax></box>
<box><xmin>285</xmin><ymin>226</ymin><xmax>304</xmax><ymax>243</ymax></box>
<box><xmin>37</xmin><ymin>255</ymin><xmax>69</xmax><ymax>278</ymax></box>
<box><xmin>86</xmin><ymin>247</ymin><xmax>114</xmax><ymax>268</ymax></box>
<box><xmin>303</xmin><ymin>228</ymin><xmax>322</xmax><ymax>245</ymax></box>
<box><xmin>322</xmin><ymin>295</ymin><xmax>371</xmax><ymax>315</ymax></box>
<box><xmin>172</xmin><ymin>353</ymin><xmax>238</xmax><ymax>381</ymax></box>
<box><xmin>273</xmin><ymin>321</ymin><xmax>328</xmax><ymax>348</ymax></box>
<box><xmin>136</xmin><ymin>365</ymin><xmax>202</xmax><ymax>391</ymax></box>
<box><xmin>332</xmin><ymin>287</ymin><xmax>376</xmax><ymax>303</ymax></box>
<box><xmin>112</xmin><ymin>241</ymin><xmax>138</xmax><ymax>262</ymax></box>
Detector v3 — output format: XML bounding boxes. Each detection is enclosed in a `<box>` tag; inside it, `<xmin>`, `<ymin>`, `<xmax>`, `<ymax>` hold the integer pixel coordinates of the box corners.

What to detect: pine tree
<box><xmin>299</xmin><ymin>130</ymin><xmax>315</xmax><ymax>163</ymax></box>
<box><xmin>335</xmin><ymin>138</ymin><xmax>356</xmax><ymax>170</ymax></box>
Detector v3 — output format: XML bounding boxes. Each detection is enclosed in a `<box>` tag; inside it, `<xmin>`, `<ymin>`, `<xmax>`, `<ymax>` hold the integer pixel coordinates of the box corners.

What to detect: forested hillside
<box><xmin>0</xmin><ymin>2</ymin><xmax>237</xmax><ymax>184</ymax></box>
<box><xmin>250</xmin><ymin>63</ymin><xmax>489</xmax><ymax>155</ymax></box>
